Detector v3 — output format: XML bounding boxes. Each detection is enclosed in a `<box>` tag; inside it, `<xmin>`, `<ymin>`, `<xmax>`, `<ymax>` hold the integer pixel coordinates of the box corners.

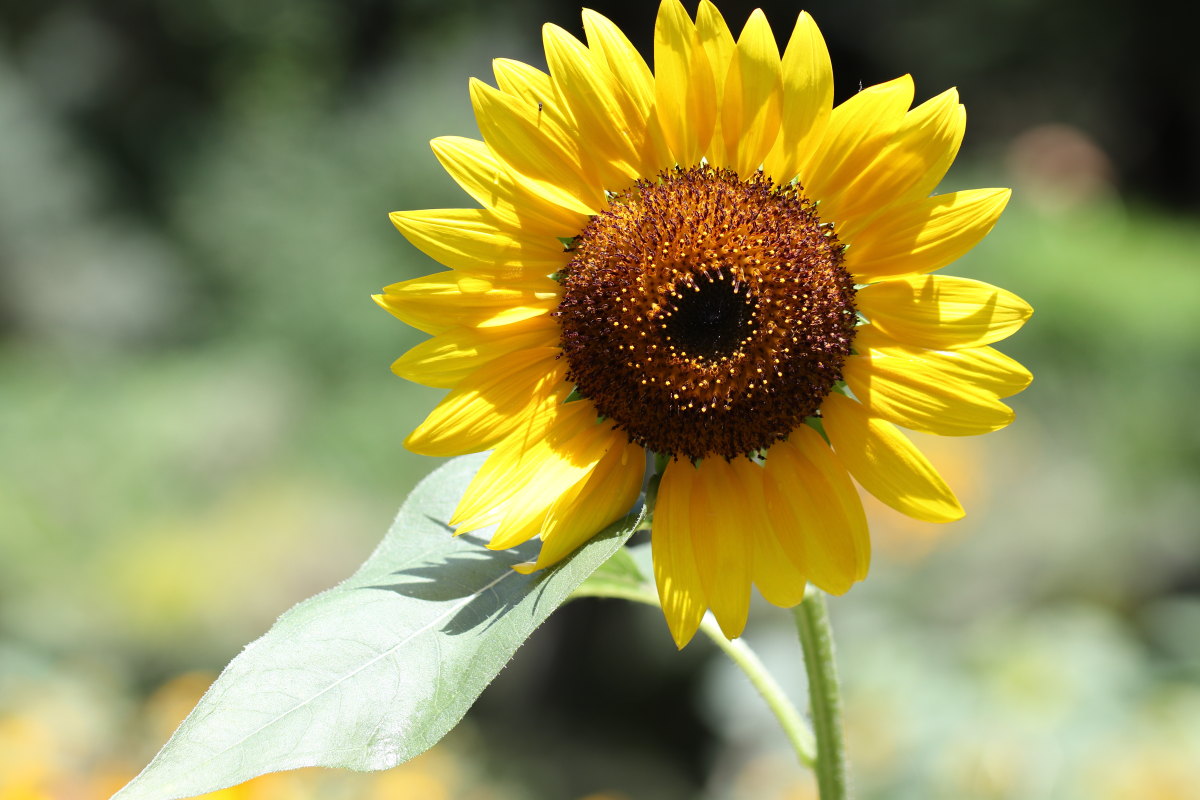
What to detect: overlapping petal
<box><xmin>373</xmin><ymin>272</ymin><xmax>559</xmax><ymax>335</ymax></box>
<box><xmin>581</xmin><ymin>9</ymin><xmax>674</xmax><ymax>174</ymax></box>
<box><xmin>430</xmin><ymin>136</ymin><xmax>587</xmax><ymax>236</ymax></box>
<box><xmin>654</xmin><ymin>0</ymin><xmax>717</xmax><ymax>167</ymax></box>
<box><xmin>844</xmin><ymin>342</ymin><xmax>1017</xmax><ymax>437</ymax></box>
<box><xmin>844</xmin><ymin>188</ymin><xmax>1011</xmax><ymax>280</ymax></box>
<box><xmin>470</xmin><ymin>77</ymin><xmax>606</xmax><ymax>214</ymax></box>
<box><xmin>824</xmin><ymin>88</ymin><xmax>964</xmax><ymax>226</ymax></box>
<box><xmin>689</xmin><ymin>458</ymin><xmax>754</xmax><ymax>639</ymax></box>
<box><xmin>390</xmin><ymin>208</ymin><xmax>570</xmax><ymax>278</ymax></box>
<box><xmin>544</xmin><ymin>24</ymin><xmax>645</xmax><ymax>187</ymax></box>
<box><xmin>854</xmin><ymin>325</ymin><xmax>1032</xmax><ymax>398</ymax></box>
<box><xmin>763</xmin><ymin>426</ymin><xmax>870</xmax><ymax>594</ymax></box>
<box><xmin>730</xmin><ymin>458</ymin><xmax>809</xmax><ymax>609</ymax></box>
<box><xmin>390</xmin><ymin>316</ymin><xmax>560</xmax><ymax>388</ymax></box>
<box><xmin>763</xmin><ymin>11</ymin><xmax>832</xmax><ymax>184</ymax></box>
<box><xmin>582</xmin><ymin>9</ymin><xmax>655</xmax><ymax>112</ymax></box>
<box><xmin>450</xmin><ymin>400</ymin><xmax>575</xmax><ymax>528</ymax></box>
<box><xmin>474</xmin><ymin>407</ymin><xmax>623</xmax><ymax>550</ymax></box>
<box><xmin>799</xmin><ymin>75</ymin><xmax>914</xmax><ymax>211</ymax></box>
<box><xmin>719</xmin><ymin>9</ymin><xmax>783</xmax><ymax>176</ymax></box>
<box><xmin>404</xmin><ymin>346</ymin><xmax>571</xmax><ymax>457</ymax></box>
<box><xmin>515</xmin><ymin>433</ymin><xmax>647</xmax><ymax>573</ymax></box>
<box><xmin>822</xmin><ymin>392</ymin><xmax>964</xmax><ymax>523</ymax></box>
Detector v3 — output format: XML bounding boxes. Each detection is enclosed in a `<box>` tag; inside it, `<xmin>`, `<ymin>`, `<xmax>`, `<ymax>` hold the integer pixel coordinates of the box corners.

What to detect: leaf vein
<box><xmin>208</xmin><ymin>569</ymin><xmax>516</xmax><ymax>763</ymax></box>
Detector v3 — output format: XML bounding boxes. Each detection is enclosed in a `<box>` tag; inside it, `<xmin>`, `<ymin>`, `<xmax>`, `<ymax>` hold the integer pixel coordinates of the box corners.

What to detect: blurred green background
<box><xmin>1</xmin><ymin>0</ymin><xmax>1197</xmax><ymax>798</ymax></box>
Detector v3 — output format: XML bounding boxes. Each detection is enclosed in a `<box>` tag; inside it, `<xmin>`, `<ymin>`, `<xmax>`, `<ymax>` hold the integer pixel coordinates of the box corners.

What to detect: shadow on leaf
<box><xmin>367</xmin><ymin>527</ymin><xmax>543</xmax><ymax>635</ymax></box>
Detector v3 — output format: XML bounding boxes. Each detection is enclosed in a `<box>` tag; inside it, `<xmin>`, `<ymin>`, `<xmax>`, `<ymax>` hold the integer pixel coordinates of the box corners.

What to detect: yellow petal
<box><xmin>430</xmin><ymin>136</ymin><xmax>588</xmax><ymax>236</ymax></box>
<box><xmin>373</xmin><ymin>272</ymin><xmax>559</xmax><ymax>335</ymax></box>
<box><xmin>854</xmin><ymin>324</ymin><xmax>1032</xmax><ymax>398</ymax></box>
<box><xmin>728</xmin><ymin>458</ymin><xmax>809</xmax><ymax>608</ymax></box>
<box><xmin>844</xmin><ymin>188</ymin><xmax>1011</xmax><ymax>281</ymax></box>
<box><xmin>844</xmin><ymin>352</ymin><xmax>1016</xmax><ymax>436</ymax></box>
<box><xmin>390</xmin><ymin>316</ymin><xmax>559</xmax><ymax>388</ymax></box>
<box><xmin>491</xmin><ymin>58</ymin><xmax>584</xmax><ymax>150</ymax></box>
<box><xmin>891</xmin><ymin>91</ymin><xmax>966</xmax><ymax>202</ymax></box>
<box><xmin>581</xmin><ymin>9</ymin><xmax>674</xmax><ymax>175</ymax></box>
<box><xmin>825</xmin><ymin>88</ymin><xmax>965</xmax><ymax>226</ymax></box>
<box><xmin>822</xmin><ymin>392</ymin><xmax>964</xmax><ymax>523</ymax></box>
<box><xmin>470</xmin><ymin>77</ymin><xmax>606</xmax><ymax>214</ymax></box>
<box><xmin>800</xmin><ymin>75</ymin><xmax>914</xmax><ymax>212</ymax></box>
<box><xmin>516</xmin><ymin>432</ymin><xmax>647</xmax><ymax>572</ymax></box>
<box><xmin>451</xmin><ymin>399</ymin><xmax>585</xmax><ymax>528</ymax></box>
<box><xmin>389</xmin><ymin>208</ymin><xmax>569</xmax><ymax>279</ymax></box>
<box><xmin>695</xmin><ymin>0</ymin><xmax>736</xmax><ymax>168</ymax></box>
<box><xmin>485</xmin><ymin>412</ymin><xmax>619</xmax><ymax>550</ymax></box>
<box><xmin>543</xmin><ymin>23</ymin><xmax>642</xmax><ymax>186</ymax></box>
<box><xmin>764</xmin><ymin>427</ymin><xmax>870</xmax><ymax>593</ymax></box>
<box><xmin>654</xmin><ymin>0</ymin><xmax>716</xmax><ymax>167</ymax></box>
<box><xmin>696</xmin><ymin>0</ymin><xmax>736</xmax><ymax>82</ymax></box>
<box><xmin>764</xmin><ymin>12</ymin><xmax>832</xmax><ymax>184</ymax></box>
<box><xmin>751</xmin><ymin>540</ymin><xmax>809</xmax><ymax>607</ymax></box>
<box><xmin>582</xmin><ymin>9</ymin><xmax>655</xmax><ymax>113</ymax></box>
<box><xmin>404</xmin><ymin>346</ymin><xmax>570</xmax><ymax>457</ymax></box>
<box><xmin>690</xmin><ymin>458</ymin><xmax>753</xmax><ymax>640</ymax></box>
<box><xmin>492</xmin><ymin>57</ymin><xmax>557</xmax><ymax>108</ymax></box>
<box><xmin>652</xmin><ymin>458</ymin><xmax>708</xmax><ymax>648</ymax></box>
<box><xmin>720</xmin><ymin>9</ymin><xmax>783</xmax><ymax>176</ymax></box>
<box><xmin>857</xmin><ymin>274</ymin><xmax>1033</xmax><ymax>349</ymax></box>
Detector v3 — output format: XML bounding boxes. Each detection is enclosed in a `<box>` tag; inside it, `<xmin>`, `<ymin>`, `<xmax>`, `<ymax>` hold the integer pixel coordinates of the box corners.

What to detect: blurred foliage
<box><xmin>1</xmin><ymin>0</ymin><xmax>1198</xmax><ymax>798</ymax></box>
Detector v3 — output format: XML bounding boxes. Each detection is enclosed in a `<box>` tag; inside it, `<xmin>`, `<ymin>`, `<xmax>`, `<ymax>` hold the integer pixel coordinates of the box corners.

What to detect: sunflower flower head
<box><xmin>375</xmin><ymin>0</ymin><xmax>1032</xmax><ymax>648</ymax></box>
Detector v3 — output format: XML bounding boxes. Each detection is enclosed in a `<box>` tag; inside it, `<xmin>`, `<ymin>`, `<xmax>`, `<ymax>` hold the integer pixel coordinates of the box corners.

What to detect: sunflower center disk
<box><xmin>555</xmin><ymin>166</ymin><xmax>858</xmax><ymax>461</ymax></box>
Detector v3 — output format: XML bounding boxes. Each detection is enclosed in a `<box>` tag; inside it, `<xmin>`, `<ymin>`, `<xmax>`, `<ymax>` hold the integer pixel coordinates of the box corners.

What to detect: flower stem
<box><xmin>793</xmin><ymin>589</ymin><xmax>849</xmax><ymax>800</ymax></box>
<box><xmin>697</xmin><ymin>615</ymin><xmax>816</xmax><ymax>767</ymax></box>
<box><xmin>570</xmin><ymin>584</ymin><xmax>815</xmax><ymax>767</ymax></box>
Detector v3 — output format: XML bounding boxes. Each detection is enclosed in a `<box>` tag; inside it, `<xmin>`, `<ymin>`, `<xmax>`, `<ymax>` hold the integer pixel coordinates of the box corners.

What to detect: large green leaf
<box><xmin>114</xmin><ymin>454</ymin><xmax>645</xmax><ymax>800</ymax></box>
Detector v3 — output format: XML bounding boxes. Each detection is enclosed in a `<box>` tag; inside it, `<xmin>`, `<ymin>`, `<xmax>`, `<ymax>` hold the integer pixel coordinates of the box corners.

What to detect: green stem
<box><xmin>570</xmin><ymin>584</ymin><xmax>816</xmax><ymax>767</ymax></box>
<box><xmin>696</xmin><ymin>615</ymin><xmax>816</xmax><ymax>767</ymax></box>
<box><xmin>793</xmin><ymin>589</ymin><xmax>849</xmax><ymax>800</ymax></box>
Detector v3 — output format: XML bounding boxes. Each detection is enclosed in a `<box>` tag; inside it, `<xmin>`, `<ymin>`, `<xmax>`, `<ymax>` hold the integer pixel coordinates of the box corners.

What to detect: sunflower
<box><xmin>375</xmin><ymin>0</ymin><xmax>1032</xmax><ymax>647</ymax></box>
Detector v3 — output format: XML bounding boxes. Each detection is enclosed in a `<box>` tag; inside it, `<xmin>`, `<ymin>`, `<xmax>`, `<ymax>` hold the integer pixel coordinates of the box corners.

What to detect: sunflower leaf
<box><xmin>113</xmin><ymin>453</ymin><xmax>644</xmax><ymax>800</ymax></box>
<box><xmin>573</xmin><ymin>539</ymin><xmax>646</xmax><ymax>593</ymax></box>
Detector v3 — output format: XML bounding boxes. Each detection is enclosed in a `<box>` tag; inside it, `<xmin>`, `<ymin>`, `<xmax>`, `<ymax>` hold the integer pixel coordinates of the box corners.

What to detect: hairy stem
<box><xmin>793</xmin><ymin>589</ymin><xmax>849</xmax><ymax>799</ymax></box>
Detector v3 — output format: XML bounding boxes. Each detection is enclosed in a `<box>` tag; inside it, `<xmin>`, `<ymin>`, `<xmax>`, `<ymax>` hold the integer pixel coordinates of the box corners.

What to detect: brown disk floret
<box><xmin>555</xmin><ymin>166</ymin><xmax>857</xmax><ymax>461</ymax></box>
